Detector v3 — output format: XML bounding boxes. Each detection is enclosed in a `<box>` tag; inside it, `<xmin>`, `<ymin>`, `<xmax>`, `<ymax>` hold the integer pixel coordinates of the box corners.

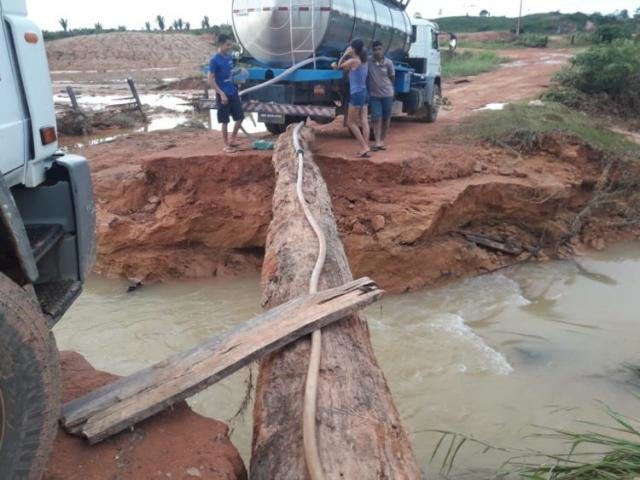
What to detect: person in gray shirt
<box><xmin>368</xmin><ymin>40</ymin><xmax>395</xmax><ymax>151</ymax></box>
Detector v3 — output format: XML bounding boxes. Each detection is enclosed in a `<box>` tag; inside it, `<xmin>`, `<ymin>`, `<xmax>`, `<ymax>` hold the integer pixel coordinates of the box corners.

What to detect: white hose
<box><xmin>238</xmin><ymin>56</ymin><xmax>332</xmax><ymax>98</ymax></box>
<box><xmin>236</xmin><ymin>56</ymin><xmax>332</xmax><ymax>142</ymax></box>
<box><xmin>237</xmin><ymin>58</ymin><xmax>332</xmax><ymax>479</ymax></box>
<box><xmin>293</xmin><ymin>121</ymin><xmax>327</xmax><ymax>480</ymax></box>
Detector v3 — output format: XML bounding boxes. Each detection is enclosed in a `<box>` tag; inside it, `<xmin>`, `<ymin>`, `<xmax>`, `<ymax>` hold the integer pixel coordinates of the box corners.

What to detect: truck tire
<box><xmin>423</xmin><ymin>83</ymin><xmax>442</xmax><ymax>123</ymax></box>
<box><xmin>0</xmin><ymin>273</ymin><xmax>60</xmax><ymax>480</ymax></box>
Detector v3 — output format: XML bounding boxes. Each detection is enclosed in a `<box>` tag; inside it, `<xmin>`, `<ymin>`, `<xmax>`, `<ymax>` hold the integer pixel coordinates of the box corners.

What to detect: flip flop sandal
<box><xmin>357</xmin><ymin>151</ymin><xmax>372</xmax><ymax>158</ymax></box>
<box><xmin>224</xmin><ymin>147</ymin><xmax>237</xmax><ymax>153</ymax></box>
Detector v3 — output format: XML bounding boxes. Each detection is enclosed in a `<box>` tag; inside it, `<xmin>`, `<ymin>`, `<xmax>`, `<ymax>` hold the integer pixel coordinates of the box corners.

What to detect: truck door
<box><xmin>427</xmin><ymin>28</ymin><xmax>441</xmax><ymax>78</ymax></box>
<box><xmin>0</xmin><ymin>3</ymin><xmax>29</xmax><ymax>177</ymax></box>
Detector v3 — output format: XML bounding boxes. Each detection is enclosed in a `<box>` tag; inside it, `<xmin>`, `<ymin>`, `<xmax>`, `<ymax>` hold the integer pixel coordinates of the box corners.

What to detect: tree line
<box><xmin>46</xmin><ymin>15</ymin><xmax>233</xmax><ymax>41</ymax></box>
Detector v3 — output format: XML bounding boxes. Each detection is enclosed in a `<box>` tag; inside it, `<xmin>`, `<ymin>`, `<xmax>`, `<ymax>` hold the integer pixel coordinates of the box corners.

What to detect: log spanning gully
<box><xmin>61</xmin><ymin>123</ymin><xmax>421</xmax><ymax>479</ymax></box>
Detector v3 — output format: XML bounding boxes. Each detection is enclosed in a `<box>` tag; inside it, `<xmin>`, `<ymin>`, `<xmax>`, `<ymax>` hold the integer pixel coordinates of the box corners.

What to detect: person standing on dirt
<box><xmin>334</xmin><ymin>39</ymin><xmax>371</xmax><ymax>158</ymax></box>
<box><xmin>368</xmin><ymin>40</ymin><xmax>395</xmax><ymax>151</ymax></box>
<box><xmin>208</xmin><ymin>34</ymin><xmax>244</xmax><ymax>153</ymax></box>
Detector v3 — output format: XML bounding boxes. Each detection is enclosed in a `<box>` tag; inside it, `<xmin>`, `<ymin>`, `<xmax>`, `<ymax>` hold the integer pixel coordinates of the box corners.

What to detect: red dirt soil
<box><xmin>83</xmin><ymin>48</ymin><xmax>621</xmax><ymax>292</ymax></box>
<box><xmin>74</xmin><ymin>47</ymin><xmax>640</xmax><ymax>291</ymax></box>
<box><xmin>44</xmin><ymin>351</ymin><xmax>247</xmax><ymax>480</ymax></box>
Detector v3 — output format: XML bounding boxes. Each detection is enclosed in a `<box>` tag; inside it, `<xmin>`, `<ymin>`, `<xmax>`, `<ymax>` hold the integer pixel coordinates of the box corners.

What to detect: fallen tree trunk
<box><xmin>251</xmin><ymin>126</ymin><xmax>421</xmax><ymax>479</ymax></box>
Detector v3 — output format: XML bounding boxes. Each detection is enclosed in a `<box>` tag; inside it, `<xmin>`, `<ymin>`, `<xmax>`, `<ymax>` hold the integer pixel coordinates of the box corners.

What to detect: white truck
<box><xmin>229</xmin><ymin>0</ymin><xmax>443</xmax><ymax>133</ymax></box>
<box><xmin>1</xmin><ymin>0</ymin><xmax>96</xmax><ymax>478</ymax></box>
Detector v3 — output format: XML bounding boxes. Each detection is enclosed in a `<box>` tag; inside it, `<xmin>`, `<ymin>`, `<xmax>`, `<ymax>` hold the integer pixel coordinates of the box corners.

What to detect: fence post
<box><xmin>127</xmin><ymin>77</ymin><xmax>146</xmax><ymax>119</ymax></box>
<box><xmin>66</xmin><ymin>86</ymin><xmax>81</xmax><ymax>113</ymax></box>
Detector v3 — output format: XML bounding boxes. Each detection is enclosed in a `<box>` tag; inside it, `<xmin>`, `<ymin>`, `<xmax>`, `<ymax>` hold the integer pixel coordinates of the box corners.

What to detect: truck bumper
<box><xmin>199</xmin><ymin>99</ymin><xmax>336</xmax><ymax>124</ymax></box>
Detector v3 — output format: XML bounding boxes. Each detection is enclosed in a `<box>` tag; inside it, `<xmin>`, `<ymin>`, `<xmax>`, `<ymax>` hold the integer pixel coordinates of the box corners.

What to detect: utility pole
<box><xmin>516</xmin><ymin>0</ymin><xmax>523</xmax><ymax>36</ymax></box>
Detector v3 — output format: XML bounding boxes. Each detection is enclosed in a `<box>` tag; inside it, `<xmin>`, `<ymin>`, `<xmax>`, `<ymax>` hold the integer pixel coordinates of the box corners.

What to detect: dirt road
<box><xmin>312</xmin><ymin>48</ymin><xmax>573</xmax><ymax>162</ymax></box>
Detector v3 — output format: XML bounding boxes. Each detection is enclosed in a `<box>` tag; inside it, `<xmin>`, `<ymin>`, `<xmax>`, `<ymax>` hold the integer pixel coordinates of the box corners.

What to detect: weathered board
<box><xmin>61</xmin><ymin>277</ymin><xmax>383</xmax><ymax>444</ymax></box>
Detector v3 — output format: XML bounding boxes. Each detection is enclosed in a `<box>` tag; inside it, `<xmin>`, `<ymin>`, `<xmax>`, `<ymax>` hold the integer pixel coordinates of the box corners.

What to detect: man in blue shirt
<box><xmin>208</xmin><ymin>34</ymin><xmax>244</xmax><ymax>153</ymax></box>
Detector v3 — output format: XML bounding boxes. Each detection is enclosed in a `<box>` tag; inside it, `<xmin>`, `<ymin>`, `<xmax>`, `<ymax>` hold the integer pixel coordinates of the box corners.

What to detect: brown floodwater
<box><xmin>54</xmin><ymin>243</ymin><xmax>640</xmax><ymax>478</ymax></box>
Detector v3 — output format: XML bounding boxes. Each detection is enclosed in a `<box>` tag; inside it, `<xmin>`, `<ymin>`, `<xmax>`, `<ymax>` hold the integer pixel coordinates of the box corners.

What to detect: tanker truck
<box><xmin>230</xmin><ymin>0</ymin><xmax>442</xmax><ymax>134</ymax></box>
<box><xmin>1</xmin><ymin>0</ymin><xmax>96</xmax><ymax>478</ymax></box>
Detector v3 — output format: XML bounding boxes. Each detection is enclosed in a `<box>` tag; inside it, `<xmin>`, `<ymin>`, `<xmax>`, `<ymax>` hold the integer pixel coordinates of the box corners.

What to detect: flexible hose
<box><xmin>293</xmin><ymin>121</ymin><xmax>327</xmax><ymax>480</ymax></box>
<box><xmin>234</xmin><ymin>57</ymin><xmax>331</xmax><ymax>479</ymax></box>
<box><xmin>237</xmin><ymin>56</ymin><xmax>332</xmax><ymax>141</ymax></box>
<box><xmin>238</xmin><ymin>56</ymin><xmax>332</xmax><ymax>98</ymax></box>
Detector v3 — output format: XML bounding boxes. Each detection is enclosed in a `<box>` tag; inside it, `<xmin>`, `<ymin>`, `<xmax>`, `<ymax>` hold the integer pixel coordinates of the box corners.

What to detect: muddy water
<box><xmin>53</xmin><ymin>244</ymin><xmax>640</xmax><ymax>478</ymax></box>
<box><xmin>55</xmin><ymin>87</ymin><xmax>267</xmax><ymax>150</ymax></box>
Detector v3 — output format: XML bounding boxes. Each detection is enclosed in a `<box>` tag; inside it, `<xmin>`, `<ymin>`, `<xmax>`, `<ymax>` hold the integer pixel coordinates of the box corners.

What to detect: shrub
<box><xmin>514</xmin><ymin>34</ymin><xmax>549</xmax><ymax>48</ymax></box>
<box><xmin>560</xmin><ymin>40</ymin><xmax>640</xmax><ymax>96</ymax></box>
<box><xmin>593</xmin><ymin>23</ymin><xmax>635</xmax><ymax>43</ymax></box>
<box><xmin>548</xmin><ymin>40</ymin><xmax>640</xmax><ymax>117</ymax></box>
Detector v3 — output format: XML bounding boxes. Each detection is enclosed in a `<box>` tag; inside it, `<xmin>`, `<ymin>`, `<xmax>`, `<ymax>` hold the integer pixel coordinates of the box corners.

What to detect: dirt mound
<box><xmin>44</xmin><ymin>351</ymin><xmax>247</xmax><ymax>480</ymax></box>
<box><xmin>57</xmin><ymin>109</ymin><xmax>145</xmax><ymax>135</ymax></box>
<box><xmin>47</xmin><ymin>32</ymin><xmax>214</xmax><ymax>72</ymax></box>
<box><xmin>156</xmin><ymin>76</ymin><xmax>208</xmax><ymax>91</ymax></box>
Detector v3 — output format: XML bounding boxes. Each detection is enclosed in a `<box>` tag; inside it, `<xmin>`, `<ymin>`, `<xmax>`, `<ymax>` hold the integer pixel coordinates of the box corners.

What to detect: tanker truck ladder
<box><xmin>289</xmin><ymin>0</ymin><xmax>317</xmax><ymax>68</ymax></box>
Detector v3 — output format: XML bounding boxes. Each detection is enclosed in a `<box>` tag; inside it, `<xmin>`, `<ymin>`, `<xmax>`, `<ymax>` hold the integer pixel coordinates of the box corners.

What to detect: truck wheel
<box><xmin>265</xmin><ymin>123</ymin><xmax>286</xmax><ymax>135</ymax></box>
<box><xmin>423</xmin><ymin>84</ymin><xmax>442</xmax><ymax>123</ymax></box>
<box><xmin>0</xmin><ymin>273</ymin><xmax>60</xmax><ymax>480</ymax></box>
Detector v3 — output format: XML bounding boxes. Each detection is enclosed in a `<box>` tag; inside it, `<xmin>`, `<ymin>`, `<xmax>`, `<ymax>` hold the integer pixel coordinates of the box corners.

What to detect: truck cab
<box><xmin>1</xmin><ymin>0</ymin><xmax>96</xmax><ymax>478</ymax></box>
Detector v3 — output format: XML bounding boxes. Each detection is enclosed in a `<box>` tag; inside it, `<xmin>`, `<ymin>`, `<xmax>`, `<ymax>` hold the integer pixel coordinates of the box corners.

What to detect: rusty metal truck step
<box><xmin>35</xmin><ymin>279</ymin><xmax>82</xmax><ymax>326</ymax></box>
<box><xmin>25</xmin><ymin>224</ymin><xmax>64</xmax><ymax>262</ymax></box>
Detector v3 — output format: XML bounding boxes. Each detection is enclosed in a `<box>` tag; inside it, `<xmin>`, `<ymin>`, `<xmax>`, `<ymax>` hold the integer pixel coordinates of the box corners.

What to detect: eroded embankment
<box><xmin>85</xmin><ymin>128</ymin><xmax>640</xmax><ymax>293</ymax></box>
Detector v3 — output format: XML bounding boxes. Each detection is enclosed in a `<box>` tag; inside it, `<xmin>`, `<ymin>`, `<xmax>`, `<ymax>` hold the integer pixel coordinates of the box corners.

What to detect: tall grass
<box><xmin>506</xmin><ymin>404</ymin><xmax>640</xmax><ymax>479</ymax></box>
<box><xmin>441</xmin><ymin>51</ymin><xmax>506</xmax><ymax>79</ymax></box>
<box><xmin>458</xmin><ymin>102</ymin><xmax>640</xmax><ymax>160</ymax></box>
<box><xmin>429</xmin><ymin>401</ymin><xmax>640</xmax><ymax>479</ymax></box>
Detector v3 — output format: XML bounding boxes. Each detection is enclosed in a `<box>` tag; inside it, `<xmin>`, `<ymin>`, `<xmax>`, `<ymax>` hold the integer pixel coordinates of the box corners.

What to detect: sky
<box><xmin>26</xmin><ymin>0</ymin><xmax>639</xmax><ymax>32</ymax></box>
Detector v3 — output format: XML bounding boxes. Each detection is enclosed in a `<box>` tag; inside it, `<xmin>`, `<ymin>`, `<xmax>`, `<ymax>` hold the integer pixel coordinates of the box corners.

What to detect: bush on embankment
<box><xmin>543</xmin><ymin>40</ymin><xmax>640</xmax><ymax>120</ymax></box>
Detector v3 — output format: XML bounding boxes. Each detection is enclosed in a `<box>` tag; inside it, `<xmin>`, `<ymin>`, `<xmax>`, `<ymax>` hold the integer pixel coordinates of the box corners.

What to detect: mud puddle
<box><xmin>53</xmin><ymin>244</ymin><xmax>640</xmax><ymax>477</ymax></box>
<box><xmin>56</xmin><ymin>86</ymin><xmax>266</xmax><ymax>149</ymax></box>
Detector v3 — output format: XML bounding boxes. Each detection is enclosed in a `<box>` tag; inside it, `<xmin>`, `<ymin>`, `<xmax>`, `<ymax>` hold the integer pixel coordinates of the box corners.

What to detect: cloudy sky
<box><xmin>26</xmin><ymin>0</ymin><xmax>638</xmax><ymax>31</ymax></box>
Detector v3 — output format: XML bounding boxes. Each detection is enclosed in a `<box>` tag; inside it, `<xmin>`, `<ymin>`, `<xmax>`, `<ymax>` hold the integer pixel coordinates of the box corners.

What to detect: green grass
<box><xmin>429</xmin><ymin>402</ymin><xmax>640</xmax><ymax>479</ymax></box>
<box><xmin>459</xmin><ymin>39</ymin><xmax>520</xmax><ymax>50</ymax></box>
<box><xmin>441</xmin><ymin>51</ymin><xmax>506</xmax><ymax>79</ymax></box>
<box><xmin>460</xmin><ymin>34</ymin><xmax>549</xmax><ymax>50</ymax></box>
<box><xmin>506</xmin><ymin>404</ymin><xmax>640</xmax><ymax>479</ymax></box>
<box><xmin>458</xmin><ymin>102</ymin><xmax>640</xmax><ymax>160</ymax></box>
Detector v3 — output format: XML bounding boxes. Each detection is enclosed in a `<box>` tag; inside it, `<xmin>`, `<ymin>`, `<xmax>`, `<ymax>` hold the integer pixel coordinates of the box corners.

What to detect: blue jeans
<box><xmin>349</xmin><ymin>90</ymin><xmax>369</xmax><ymax>107</ymax></box>
<box><xmin>370</xmin><ymin>96</ymin><xmax>393</xmax><ymax>120</ymax></box>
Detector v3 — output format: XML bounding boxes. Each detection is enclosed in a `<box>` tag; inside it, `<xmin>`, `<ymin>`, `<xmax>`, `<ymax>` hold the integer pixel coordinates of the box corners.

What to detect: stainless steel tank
<box><xmin>232</xmin><ymin>0</ymin><xmax>412</xmax><ymax>67</ymax></box>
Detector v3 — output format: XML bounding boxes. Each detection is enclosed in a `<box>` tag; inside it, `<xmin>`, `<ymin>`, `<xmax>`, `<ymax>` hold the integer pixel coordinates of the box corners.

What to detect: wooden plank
<box><xmin>61</xmin><ymin>277</ymin><xmax>382</xmax><ymax>444</ymax></box>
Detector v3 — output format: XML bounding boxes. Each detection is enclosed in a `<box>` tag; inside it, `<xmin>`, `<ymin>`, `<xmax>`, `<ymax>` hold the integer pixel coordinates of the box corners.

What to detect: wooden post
<box><xmin>127</xmin><ymin>77</ymin><xmax>146</xmax><ymax>119</ymax></box>
<box><xmin>66</xmin><ymin>86</ymin><xmax>81</xmax><ymax>113</ymax></box>
<box><xmin>251</xmin><ymin>126</ymin><xmax>421</xmax><ymax>479</ymax></box>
